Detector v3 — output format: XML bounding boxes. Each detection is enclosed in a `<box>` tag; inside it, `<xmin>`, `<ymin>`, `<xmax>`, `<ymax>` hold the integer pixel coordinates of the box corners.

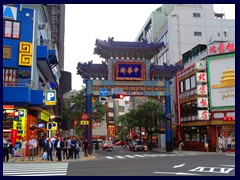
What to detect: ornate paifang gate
<box><xmin>77</xmin><ymin>37</ymin><xmax>181</xmax><ymax>152</ymax></box>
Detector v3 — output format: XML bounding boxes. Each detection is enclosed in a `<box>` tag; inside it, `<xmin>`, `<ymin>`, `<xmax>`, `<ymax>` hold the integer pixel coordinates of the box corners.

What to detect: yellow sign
<box><xmin>80</xmin><ymin>120</ymin><xmax>89</xmax><ymax>125</ymax></box>
<box><xmin>47</xmin><ymin>122</ymin><xmax>58</xmax><ymax>130</ymax></box>
<box><xmin>13</xmin><ymin>108</ymin><xmax>27</xmax><ymax>137</ymax></box>
<box><xmin>18</xmin><ymin>41</ymin><xmax>33</xmax><ymax>66</ymax></box>
<box><xmin>40</xmin><ymin>112</ymin><xmax>50</xmax><ymax>122</ymax></box>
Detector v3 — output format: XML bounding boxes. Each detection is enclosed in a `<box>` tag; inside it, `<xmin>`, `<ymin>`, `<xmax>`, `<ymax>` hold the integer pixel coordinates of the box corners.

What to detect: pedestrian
<box><xmin>51</xmin><ymin>136</ymin><xmax>57</xmax><ymax>157</ymax></box>
<box><xmin>71</xmin><ymin>136</ymin><xmax>77</xmax><ymax>159</ymax></box>
<box><xmin>46</xmin><ymin>138</ymin><xmax>53</xmax><ymax>161</ymax></box>
<box><xmin>83</xmin><ymin>139</ymin><xmax>89</xmax><ymax>157</ymax></box>
<box><xmin>218</xmin><ymin>134</ymin><xmax>225</xmax><ymax>153</ymax></box>
<box><xmin>67</xmin><ymin>137</ymin><xmax>72</xmax><ymax>159</ymax></box>
<box><xmin>39</xmin><ymin>136</ymin><xmax>46</xmax><ymax>158</ymax></box>
<box><xmin>28</xmin><ymin>135</ymin><xmax>37</xmax><ymax>161</ymax></box>
<box><xmin>204</xmin><ymin>135</ymin><xmax>209</xmax><ymax>152</ymax></box>
<box><xmin>20</xmin><ymin>137</ymin><xmax>27</xmax><ymax>161</ymax></box>
<box><xmin>62</xmin><ymin>137</ymin><xmax>68</xmax><ymax>159</ymax></box>
<box><xmin>7</xmin><ymin>139</ymin><xmax>13</xmax><ymax>157</ymax></box>
<box><xmin>54</xmin><ymin>136</ymin><xmax>64</xmax><ymax>161</ymax></box>
<box><xmin>226</xmin><ymin>136</ymin><xmax>232</xmax><ymax>153</ymax></box>
<box><xmin>3</xmin><ymin>135</ymin><xmax>9</xmax><ymax>162</ymax></box>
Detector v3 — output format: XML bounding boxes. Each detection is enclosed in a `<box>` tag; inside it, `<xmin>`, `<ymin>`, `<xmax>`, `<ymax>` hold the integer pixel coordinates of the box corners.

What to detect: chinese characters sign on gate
<box><xmin>115</xmin><ymin>61</ymin><xmax>146</xmax><ymax>81</ymax></box>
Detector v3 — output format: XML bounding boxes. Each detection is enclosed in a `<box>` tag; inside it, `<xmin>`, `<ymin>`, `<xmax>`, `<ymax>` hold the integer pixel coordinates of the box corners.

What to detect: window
<box><xmin>190</xmin><ymin>75</ymin><xmax>196</xmax><ymax>89</ymax></box>
<box><xmin>3</xmin><ymin>20</ymin><xmax>20</xmax><ymax>39</ymax></box>
<box><xmin>193</xmin><ymin>13</ymin><xmax>201</xmax><ymax>18</ymax></box>
<box><xmin>194</xmin><ymin>31</ymin><xmax>202</xmax><ymax>36</ymax></box>
<box><xmin>185</xmin><ymin>78</ymin><xmax>190</xmax><ymax>91</ymax></box>
<box><xmin>3</xmin><ymin>68</ymin><xmax>17</xmax><ymax>86</ymax></box>
<box><xmin>180</xmin><ymin>81</ymin><xmax>184</xmax><ymax>93</ymax></box>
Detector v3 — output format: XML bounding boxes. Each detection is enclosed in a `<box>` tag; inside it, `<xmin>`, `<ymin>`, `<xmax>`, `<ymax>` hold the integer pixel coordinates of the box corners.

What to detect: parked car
<box><xmin>103</xmin><ymin>141</ymin><xmax>113</xmax><ymax>151</ymax></box>
<box><xmin>129</xmin><ymin>140</ymin><xmax>148</xmax><ymax>151</ymax></box>
<box><xmin>114</xmin><ymin>140</ymin><xmax>127</xmax><ymax>146</ymax></box>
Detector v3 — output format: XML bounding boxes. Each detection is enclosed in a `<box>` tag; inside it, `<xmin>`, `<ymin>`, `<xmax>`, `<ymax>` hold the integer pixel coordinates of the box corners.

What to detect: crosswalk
<box><xmin>104</xmin><ymin>153</ymin><xmax>194</xmax><ymax>160</ymax></box>
<box><xmin>3</xmin><ymin>163</ymin><xmax>69</xmax><ymax>176</ymax></box>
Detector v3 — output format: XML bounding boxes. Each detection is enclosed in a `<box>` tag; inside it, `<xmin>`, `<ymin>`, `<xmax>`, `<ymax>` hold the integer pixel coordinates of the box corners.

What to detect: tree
<box><xmin>117</xmin><ymin>100</ymin><xmax>165</xmax><ymax>149</ymax></box>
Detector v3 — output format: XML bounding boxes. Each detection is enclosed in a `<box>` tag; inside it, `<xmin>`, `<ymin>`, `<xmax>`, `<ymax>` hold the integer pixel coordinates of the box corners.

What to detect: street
<box><xmin>4</xmin><ymin>146</ymin><xmax>235</xmax><ymax>176</ymax></box>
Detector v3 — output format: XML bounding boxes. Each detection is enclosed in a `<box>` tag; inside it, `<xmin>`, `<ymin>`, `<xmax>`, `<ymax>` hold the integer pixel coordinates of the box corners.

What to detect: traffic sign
<box><xmin>99</xmin><ymin>88</ymin><xmax>108</xmax><ymax>97</ymax></box>
<box><xmin>81</xmin><ymin>113</ymin><xmax>88</xmax><ymax>120</ymax></box>
<box><xmin>111</xmin><ymin>88</ymin><xmax>123</xmax><ymax>94</ymax></box>
<box><xmin>80</xmin><ymin>120</ymin><xmax>89</xmax><ymax>125</ymax></box>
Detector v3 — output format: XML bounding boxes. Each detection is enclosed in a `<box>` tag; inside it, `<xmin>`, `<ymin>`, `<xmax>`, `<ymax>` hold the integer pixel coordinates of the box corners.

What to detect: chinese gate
<box><xmin>77</xmin><ymin>37</ymin><xmax>181</xmax><ymax>152</ymax></box>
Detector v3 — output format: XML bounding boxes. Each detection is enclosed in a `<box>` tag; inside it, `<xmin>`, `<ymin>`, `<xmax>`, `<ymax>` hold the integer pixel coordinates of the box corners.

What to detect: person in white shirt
<box><xmin>21</xmin><ymin>137</ymin><xmax>27</xmax><ymax>161</ymax></box>
<box><xmin>28</xmin><ymin>135</ymin><xmax>36</xmax><ymax>161</ymax></box>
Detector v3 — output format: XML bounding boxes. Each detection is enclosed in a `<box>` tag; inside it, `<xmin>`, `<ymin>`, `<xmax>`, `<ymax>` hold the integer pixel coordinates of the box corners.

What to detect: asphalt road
<box><xmin>67</xmin><ymin>146</ymin><xmax>235</xmax><ymax>176</ymax></box>
<box><xmin>3</xmin><ymin>146</ymin><xmax>235</xmax><ymax>176</ymax></box>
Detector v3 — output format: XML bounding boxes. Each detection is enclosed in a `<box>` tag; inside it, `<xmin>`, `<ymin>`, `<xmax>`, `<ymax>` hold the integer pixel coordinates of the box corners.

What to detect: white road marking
<box><xmin>3</xmin><ymin>163</ymin><xmax>68</xmax><ymax>176</ymax></box>
<box><xmin>133</xmin><ymin>154</ymin><xmax>145</xmax><ymax>157</ymax></box>
<box><xmin>115</xmin><ymin>156</ymin><xmax>125</xmax><ymax>159</ymax></box>
<box><xmin>189</xmin><ymin>166</ymin><xmax>234</xmax><ymax>174</ymax></box>
<box><xmin>219</xmin><ymin>165</ymin><xmax>235</xmax><ymax>167</ymax></box>
<box><xmin>154</xmin><ymin>171</ymin><xmax>200</xmax><ymax>176</ymax></box>
<box><xmin>124</xmin><ymin>155</ymin><xmax>136</xmax><ymax>158</ymax></box>
<box><xmin>173</xmin><ymin>164</ymin><xmax>185</xmax><ymax>168</ymax></box>
<box><xmin>105</xmin><ymin>156</ymin><xmax>115</xmax><ymax>159</ymax></box>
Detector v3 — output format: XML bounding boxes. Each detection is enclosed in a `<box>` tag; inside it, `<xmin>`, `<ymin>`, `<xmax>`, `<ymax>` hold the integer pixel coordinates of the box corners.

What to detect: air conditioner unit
<box><xmin>38</xmin><ymin>23</ymin><xmax>46</xmax><ymax>30</ymax></box>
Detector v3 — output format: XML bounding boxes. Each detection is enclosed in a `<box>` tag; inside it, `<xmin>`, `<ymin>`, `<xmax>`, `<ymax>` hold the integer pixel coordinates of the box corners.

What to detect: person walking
<box><xmin>3</xmin><ymin>135</ymin><xmax>9</xmax><ymax>162</ymax></box>
<box><xmin>54</xmin><ymin>136</ymin><xmax>64</xmax><ymax>161</ymax></box>
<box><xmin>204</xmin><ymin>135</ymin><xmax>209</xmax><ymax>152</ymax></box>
<box><xmin>71</xmin><ymin>136</ymin><xmax>77</xmax><ymax>159</ymax></box>
<box><xmin>46</xmin><ymin>138</ymin><xmax>53</xmax><ymax>161</ymax></box>
<box><xmin>83</xmin><ymin>139</ymin><xmax>89</xmax><ymax>157</ymax></box>
<box><xmin>226</xmin><ymin>136</ymin><xmax>232</xmax><ymax>153</ymax></box>
<box><xmin>62</xmin><ymin>137</ymin><xmax>68</xmax><ymax>160</ymax></box>
<box><xmin>67</xmin><ymin>137</ymin><xmax>72</xmax><ymax>159</ymax></box>
<box><xmin>218</xmin><ymin>134</ymin><xmax>225</xmax><ymax>153</ymax></box>
<box><xmin>20</xmin><ymin>137</ymin><xmax>27</xmax><ymax>161</ymax></box>
<box><xmin>28</xmin><ymin>135</ymin><xmax>37</xmax><ymax>161</ymax></box>
<box><xmin>39</xmin><ymin>136</ymin><xmax>46</xmax><ymax>158</ymax></box>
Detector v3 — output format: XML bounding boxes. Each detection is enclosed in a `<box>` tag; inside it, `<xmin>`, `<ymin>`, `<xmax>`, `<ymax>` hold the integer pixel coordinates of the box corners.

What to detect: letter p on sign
<box><xmin>45</xmin><ymin>90</ymin><xmax>56</xmax><ymax>105</ymax></box>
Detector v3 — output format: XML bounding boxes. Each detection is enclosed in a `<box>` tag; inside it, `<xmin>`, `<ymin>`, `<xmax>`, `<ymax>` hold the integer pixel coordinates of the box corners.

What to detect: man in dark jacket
<box><xmin>46</xmin><ymin>138</ymin><xmax>53</xmax><ymax>161</ymax></box>
<box><xmin>54</xmin><ymin>136</ymin><xmax>64</xmax><ymax>161</ymax></box>
<box><xmin>83</xmin><ymin>139</ymin><xmax>89</xmax><ymax>157</ymax></box>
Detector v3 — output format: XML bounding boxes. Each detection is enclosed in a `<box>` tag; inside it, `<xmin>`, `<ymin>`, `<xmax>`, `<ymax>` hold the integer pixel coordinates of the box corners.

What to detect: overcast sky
<box><xmin>64</xmin><ymin>4</ymin><xmax>235</xmax><ymax>91</ymax></box>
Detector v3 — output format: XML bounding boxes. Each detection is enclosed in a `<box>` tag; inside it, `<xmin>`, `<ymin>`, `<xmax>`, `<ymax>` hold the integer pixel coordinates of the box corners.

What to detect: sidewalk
<box><xmin>6</xmin><ymin>151</ymin><xmax>97</xmax><ymax>164</ymax></box>
<box><xmin>151</xmin><ymin>148</ymin><xmax>220</xmax><ymax>155</ymax></box>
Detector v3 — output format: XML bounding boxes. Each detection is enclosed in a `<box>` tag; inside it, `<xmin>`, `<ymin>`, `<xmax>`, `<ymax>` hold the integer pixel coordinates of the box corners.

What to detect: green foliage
<box><xmin>92</xmin><ymin>102</ymin><xmax>105</xmax><ymax>122</ymax></box>
<box><xmin>117</xmin><ymin>100</ymin><xmax>165</xmax><ymax>143</ymax></box>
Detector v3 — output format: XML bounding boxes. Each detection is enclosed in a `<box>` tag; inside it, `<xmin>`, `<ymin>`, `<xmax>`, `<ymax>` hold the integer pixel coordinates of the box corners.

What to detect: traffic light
<box><xmin>116</xmin><ymin>94</ymin><xmax>125</xmax><ymax>99</ymax></box>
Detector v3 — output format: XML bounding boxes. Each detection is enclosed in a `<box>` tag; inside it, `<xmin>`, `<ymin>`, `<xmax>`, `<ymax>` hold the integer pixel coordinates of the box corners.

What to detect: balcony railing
<box><xmin>3</xmin><ymin>79</ymin><xmax>50</xmax><ymax>90</ymax></box>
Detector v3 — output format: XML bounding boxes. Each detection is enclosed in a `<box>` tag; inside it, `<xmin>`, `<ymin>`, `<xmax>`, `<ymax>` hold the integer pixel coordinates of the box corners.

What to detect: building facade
<box><xmin>135</xmin><ymin>4</ymin><xmax>235</xmax><ymax>145</ymax></box>
<box><xmin>3</xmin><ymin>4</ymin><xmax>67</xmax><ymax>156</ymax></box>
<box><xmin>176</xmin><ymin>41</ymin><xmax>235</xmax><ymax>151</ymax></box>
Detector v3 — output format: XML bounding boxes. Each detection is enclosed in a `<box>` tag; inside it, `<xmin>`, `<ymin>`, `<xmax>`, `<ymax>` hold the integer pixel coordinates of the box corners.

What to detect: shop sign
<box><xmin>208</xmin><ymin>42</ymin><xmax>235</xmax><ymax>56</ymax></box>
<box><xmin>3</xmin><ymin>5</ymin><xmax>17</xmax><ymax>20</ymax></box>
<box><xmin>198</xmin><ymin>110</ymin><xmax>209</xmax><ymax>120</ymax></box>
<box><xmin>13</xmin><ymin>108</ymin><xmax>27</xmax><ymax>137</ymax></box>
<box><xmin>211</xmin><ymin>111</ymin><xmax>235</xmax><ymax>120</ymax></box>
<box><xmin>195</xmin><ymin>60</ymin><xmax>206</xmax><ymax>70</ymax></box>
<box><xmin>196</xmin><ymin>72</ymin><xmax>207</xmax><ymax>82</ymax></box>
<box><xmin>197</xmin><ymin>84</ymin><xmax>208</xmax><ymax>95</ymax></box>
<box><xmin>40</xmin><ymin>112</ymin><xmax>50</xmax><ymax>122</ymax></box>
<box><xmin>3</xmin><ymin>105</ymin><xmax>14</xmax><ymax>109</ymax></box>
<box><xmin>197</xmin><ymin>97</ymin><xmax>208</xmax><ymax>108</ymax></box>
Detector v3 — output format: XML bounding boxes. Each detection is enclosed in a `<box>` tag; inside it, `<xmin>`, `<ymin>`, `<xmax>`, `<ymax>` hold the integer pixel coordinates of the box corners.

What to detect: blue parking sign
<box><xmin>45</xmin><ymin>90</ymin><xmax>56</xmax><ymax>105</ymax></box>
